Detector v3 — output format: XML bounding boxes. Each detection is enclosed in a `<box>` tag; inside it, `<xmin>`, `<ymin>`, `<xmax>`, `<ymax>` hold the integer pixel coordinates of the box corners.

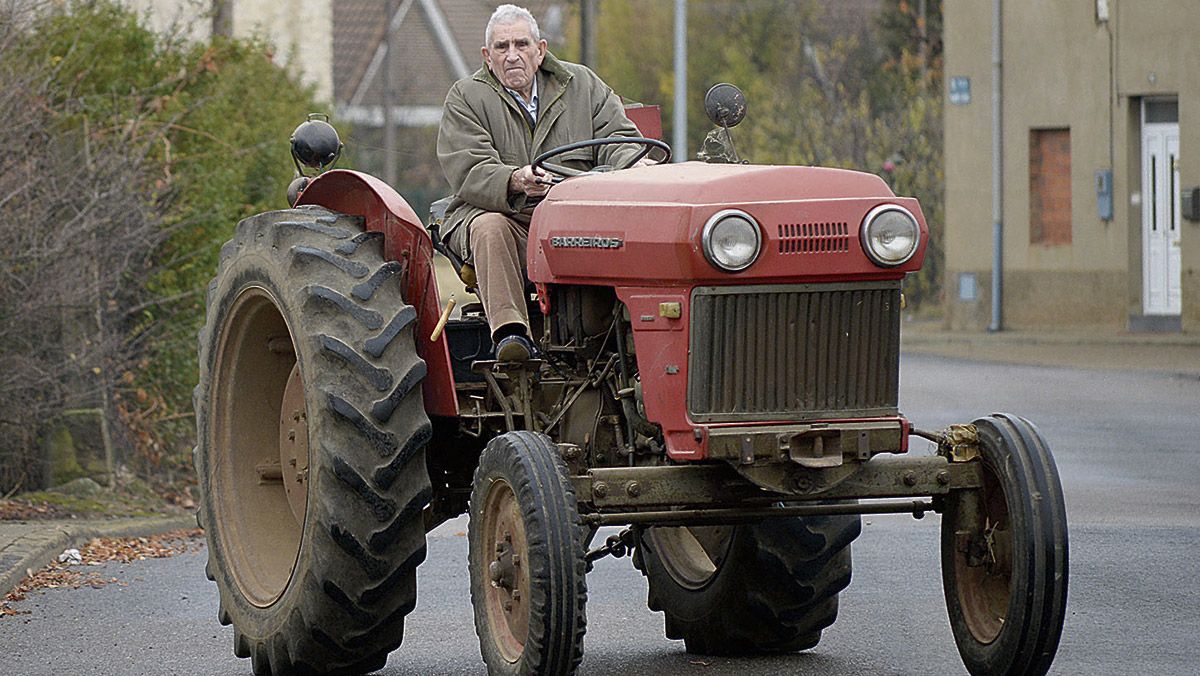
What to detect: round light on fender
<box><xmin>702</xmin><ymin>209</ymin><xmax>762</xmax><ymax>272</ymax></box>
<box><xmin>860</xmin><ymin>204</ymin><xmax>920</xmax><ymax>267</ymax></box>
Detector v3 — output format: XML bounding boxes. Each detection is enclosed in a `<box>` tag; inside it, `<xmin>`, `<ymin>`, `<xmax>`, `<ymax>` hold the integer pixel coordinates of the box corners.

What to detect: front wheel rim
<box><xmin>480</xmin><ymin>478</ymin><xmax>531</xmax><ymax>663</ymax></box>
<box><xmin>951</xmin><ymin>463</ymin><xmax>1014</xmax><ymax>644</ymax></box>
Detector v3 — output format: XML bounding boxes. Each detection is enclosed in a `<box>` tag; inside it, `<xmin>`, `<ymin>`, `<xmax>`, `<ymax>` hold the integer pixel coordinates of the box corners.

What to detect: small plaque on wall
<box><xmin>949</xmin><ymin>77</ymin><xmax>971</xmax><ymax>105</ymax></box>
<box><xmin>958</xmin><ymin>273</ymin><xmax>978</xmax><ymax>301</ymax></box>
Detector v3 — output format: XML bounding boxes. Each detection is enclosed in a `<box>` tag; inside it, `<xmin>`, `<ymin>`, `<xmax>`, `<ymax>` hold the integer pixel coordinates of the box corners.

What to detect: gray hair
<box><xmin>485</xmin><ymin>4</ymin><xmax>541</xmax><ymax>45</ymax></box>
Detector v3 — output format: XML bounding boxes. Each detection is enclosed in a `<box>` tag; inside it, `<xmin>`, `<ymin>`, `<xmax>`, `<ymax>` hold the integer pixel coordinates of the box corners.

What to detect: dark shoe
<box><xmin>495</xmin><ymin>334</ymin><xmax>535</xmax><ymax>362</ymax></box>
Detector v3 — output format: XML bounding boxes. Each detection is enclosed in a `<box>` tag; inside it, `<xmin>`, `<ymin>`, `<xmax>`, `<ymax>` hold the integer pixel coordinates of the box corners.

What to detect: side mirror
<box><xmin>703</xmin><ymin>83</ymin><xmax>746</xmax><ymax>129</ymax></box>
<box><xmin>698</xmin><ymin>83</ymin><xmax>747</xmax><ymax>164</ymax></box>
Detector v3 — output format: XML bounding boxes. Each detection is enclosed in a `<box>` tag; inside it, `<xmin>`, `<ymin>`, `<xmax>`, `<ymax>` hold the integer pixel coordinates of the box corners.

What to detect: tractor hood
<box><xmin>542</xmin><ymin>162</ymin><xmax>893</xmax><ymax>204</ymax></box>
<box><xmin>527</xmin><ymin>162</ymin><xmax>927</xmax><ymax>286</ymax></box>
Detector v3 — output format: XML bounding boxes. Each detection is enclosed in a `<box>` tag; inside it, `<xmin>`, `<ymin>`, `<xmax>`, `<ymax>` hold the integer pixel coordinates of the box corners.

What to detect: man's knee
<box><xmin>470</xmin><ymin>213</ymin><xmax>516</xmax><ymax>249</ymax></box>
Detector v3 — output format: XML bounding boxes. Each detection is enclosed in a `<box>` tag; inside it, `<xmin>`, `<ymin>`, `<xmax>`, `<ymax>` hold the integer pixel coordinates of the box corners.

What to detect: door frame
<box><xmin>1139</xmin><ymin>97</ymin><xmax>1182</xmax><ymax>317</ymax></box>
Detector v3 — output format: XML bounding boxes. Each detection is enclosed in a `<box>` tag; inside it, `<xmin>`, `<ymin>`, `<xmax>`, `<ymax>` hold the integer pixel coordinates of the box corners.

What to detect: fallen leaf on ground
<box><xmin>1</xmin><ymin>528</ymin><xmax>203</xmax><ymax>616</ymax></box>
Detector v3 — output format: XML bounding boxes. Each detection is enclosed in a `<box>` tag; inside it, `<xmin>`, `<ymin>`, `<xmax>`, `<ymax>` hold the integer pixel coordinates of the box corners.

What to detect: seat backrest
<box><xmin>624</xmin><ymin>104</ymin><xmax>663</xmax><ymax>140</ymax></box>
<box><xmin>426</xmin><ymin>196</ymin><xmax>477</xmax><ymax>289</ymax></box>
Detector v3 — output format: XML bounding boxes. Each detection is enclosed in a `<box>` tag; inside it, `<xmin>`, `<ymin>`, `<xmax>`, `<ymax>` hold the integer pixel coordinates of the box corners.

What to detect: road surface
<box><xmin>2</xmin><ymin>354</ymin><xmax>1197</xmax><ymax>674</ymax></box>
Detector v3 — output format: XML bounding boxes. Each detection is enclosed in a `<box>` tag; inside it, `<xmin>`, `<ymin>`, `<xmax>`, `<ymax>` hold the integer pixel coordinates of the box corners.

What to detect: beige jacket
<box><xmin>436</xmin><ymin>52</ymin><xmax>641</xmax><ymax>258</ymax></box>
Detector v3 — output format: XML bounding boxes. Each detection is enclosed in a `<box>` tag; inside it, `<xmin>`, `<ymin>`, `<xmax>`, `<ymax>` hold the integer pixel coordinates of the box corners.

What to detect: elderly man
<box><xmin>437</xmin><ymin>3</ymin><xmax>643</xmax><ymax>361</ymax></box>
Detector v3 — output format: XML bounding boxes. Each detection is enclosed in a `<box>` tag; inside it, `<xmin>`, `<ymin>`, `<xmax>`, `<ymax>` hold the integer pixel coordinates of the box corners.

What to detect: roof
<box><xmin>334</xmin><ymin>0</ymin><xmax>558</xmax><ymax>114</ymax></box>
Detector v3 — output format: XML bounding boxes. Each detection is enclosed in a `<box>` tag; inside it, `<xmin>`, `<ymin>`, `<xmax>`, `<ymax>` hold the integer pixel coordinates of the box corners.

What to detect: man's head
<box><xmin>482</xmin><ymin>4</ymin><xmax>546</xmax><ymax>100</ymax></box>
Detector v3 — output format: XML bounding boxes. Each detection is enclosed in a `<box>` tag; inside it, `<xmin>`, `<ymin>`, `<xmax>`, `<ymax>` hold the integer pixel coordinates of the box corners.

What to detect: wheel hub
<box><xmin>489</xmin><ymin>535</ymin><xmax>522</xmax><ymax>592</ymax></box>
<box><xmin>278</xmin><ymin>363</ymin><xmax>309</xmax><ymax>524</ymax></box>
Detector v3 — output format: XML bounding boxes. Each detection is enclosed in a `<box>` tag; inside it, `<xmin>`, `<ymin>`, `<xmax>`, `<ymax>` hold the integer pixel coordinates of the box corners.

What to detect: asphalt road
<box><xmin>2</xmin><ymin>353</ymin><xmax>1198</xmax><ymax>675</ymax></box>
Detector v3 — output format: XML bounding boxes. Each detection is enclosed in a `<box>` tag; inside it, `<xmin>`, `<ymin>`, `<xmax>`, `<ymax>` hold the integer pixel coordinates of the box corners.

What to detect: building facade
<box><xmin>126</xmin><ymin>0</ymin><xmax>333</xmax><ymax>102</ymax></box>
<box><xmin>944</xmin><ymin>1</ymin><xmax>1199</xmax><ymax>332</ymax></box>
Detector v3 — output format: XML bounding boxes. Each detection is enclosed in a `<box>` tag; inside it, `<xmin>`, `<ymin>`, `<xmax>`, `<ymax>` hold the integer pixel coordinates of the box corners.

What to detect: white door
<box><xmin>1142</xmin><ymin>102</ymin><xmax>1182</xmax><ymax>315</ymax></box>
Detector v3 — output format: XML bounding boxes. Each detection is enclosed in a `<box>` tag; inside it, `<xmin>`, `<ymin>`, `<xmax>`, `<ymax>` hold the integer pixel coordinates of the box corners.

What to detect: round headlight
<box><xmin>702</xmin><ymin>210</ymin><xmax>762</xmax><ymax>272</ymax></box>
<box><xmin>860</xmin><ymin>204</ymin><xmax>920</xmax><ymax>267</ymax></box>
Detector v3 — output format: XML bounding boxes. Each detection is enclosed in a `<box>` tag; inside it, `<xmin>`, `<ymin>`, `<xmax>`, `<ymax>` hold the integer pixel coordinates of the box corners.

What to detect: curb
<box><xmin>900</xmin><ymin>331</ymin><xmax>1200</xmax><ymax>348</ymax></box>
<box><xmin>0</xmin><ymin>514</ymin><xmax>198</xmax><ymax>596</ymax></box>
<box><xmin>897</xmin><ymin>327</ymin><xmax>1200</xmax><ymax>376</ymax></box>
<box><xmin>899</xmin><ymin>345</ymin><xmax>1200</xmax><ymax>377</ymax></box>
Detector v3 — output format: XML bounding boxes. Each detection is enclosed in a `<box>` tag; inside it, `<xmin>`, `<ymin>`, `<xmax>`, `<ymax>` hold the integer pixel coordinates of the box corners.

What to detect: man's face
<box><xmin>482</xmin><ymin>20</ymin><xmax>546</xmax><ymax>98</ymax></box>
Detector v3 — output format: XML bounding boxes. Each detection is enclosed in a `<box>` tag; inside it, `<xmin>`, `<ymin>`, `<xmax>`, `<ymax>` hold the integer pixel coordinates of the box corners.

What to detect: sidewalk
<box><xmin>0</xmin><ymin>515</ymin><xmax>196</xmax><ymax>595</ymax></box>
<box><xmin>901</xmin><ymin>321</ymin><xmax>1200</xmax><ymax>376</ymax></box>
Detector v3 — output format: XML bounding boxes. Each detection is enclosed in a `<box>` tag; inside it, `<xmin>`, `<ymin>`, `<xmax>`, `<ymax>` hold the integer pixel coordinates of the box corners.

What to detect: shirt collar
<box><xmin>504</xmin><ymin>74</ymin><xmax>539</xmax><ymax>122</ymax></box>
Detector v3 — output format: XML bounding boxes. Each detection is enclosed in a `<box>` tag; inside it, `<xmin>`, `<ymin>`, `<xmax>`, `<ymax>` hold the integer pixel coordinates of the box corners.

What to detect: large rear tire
<box><xmin>941</xmin><ymin>413</ymin><xmax>1068</xmax><ymax>676</ymax></box>
<box><xmin>195</xmin><ymin>206</ymin><xmax>432</xmax><ymax>674</ymax></box>
<box><xmin>636</xmin><ymin>515</ymin><xmax>860</xmax><ymax>655</ymax></box>
<box><xmin>468</xmin><ymin>431</ymin><xmax>587</xmax><ymax>675</ymax></box>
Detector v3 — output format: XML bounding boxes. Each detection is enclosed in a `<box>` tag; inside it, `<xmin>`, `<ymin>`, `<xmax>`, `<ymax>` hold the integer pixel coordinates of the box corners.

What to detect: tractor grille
<box><xmin>688</xmin><ymin>282</ymin><xmax>901</xmax><ymax>422</ymax></box>
<box><xmin>778</xmin><ymin>222</ymin><xmax>850</xmax><ymax>254</ymax></box>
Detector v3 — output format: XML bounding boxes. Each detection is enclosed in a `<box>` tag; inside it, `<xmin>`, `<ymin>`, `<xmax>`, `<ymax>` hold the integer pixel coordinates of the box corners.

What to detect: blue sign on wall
<box><xmin>1096</xmin><ymin>170</ymin><xmax>1113</xmax><ymax>221</ymax></box>
<box><xmin>949</xmin><ymin>76</ymin><xmax>971</xmax><ymax>105</ymax></box>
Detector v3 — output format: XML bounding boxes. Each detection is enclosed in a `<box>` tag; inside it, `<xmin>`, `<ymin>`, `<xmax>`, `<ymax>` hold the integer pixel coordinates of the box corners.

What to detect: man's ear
<box><xmin>536</xmin><ymin>40</ymin><xmax>547</xmax><ymax>63</ymax></box>
<box><xmin>481</xmin><ymin>45</ymin><xmax>489</xmax><ymax>62</ymax></box>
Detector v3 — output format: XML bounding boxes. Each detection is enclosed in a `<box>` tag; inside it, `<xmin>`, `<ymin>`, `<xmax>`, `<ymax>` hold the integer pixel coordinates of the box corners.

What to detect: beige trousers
<box><xmin>468</xmin><ymin>212</ymin><xmax>530</xmax><ymax>337</ymax></box>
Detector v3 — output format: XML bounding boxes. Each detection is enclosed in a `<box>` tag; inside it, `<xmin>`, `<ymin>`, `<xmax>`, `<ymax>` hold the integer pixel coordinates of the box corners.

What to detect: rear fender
<box><xmin>296</xmin><ymin>170</ymin><xmax>457</xmax><ymax>416</ymax></box>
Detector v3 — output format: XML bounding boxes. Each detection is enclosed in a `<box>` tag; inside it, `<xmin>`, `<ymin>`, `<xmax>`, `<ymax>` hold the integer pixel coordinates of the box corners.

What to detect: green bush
<box><xmin>0</xmin><ymin>0</ymin><xmax>319</xmax><ymax>491</ymax></box>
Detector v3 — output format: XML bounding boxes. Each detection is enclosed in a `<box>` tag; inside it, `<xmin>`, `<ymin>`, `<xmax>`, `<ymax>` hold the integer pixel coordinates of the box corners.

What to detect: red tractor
<box><xmin>195</xmin><ymin>86</ymin><xmax>1068</xmax><ymax>675</ymax></box>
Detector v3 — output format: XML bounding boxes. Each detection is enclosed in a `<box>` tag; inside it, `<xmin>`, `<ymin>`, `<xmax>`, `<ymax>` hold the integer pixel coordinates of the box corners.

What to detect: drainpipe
<box><xmin>989</xmin><ymin>0</ymin><xmax>1004</xmax><ymax>332</ymax></box>
<box><xmin>673</xmin><ymin>0</ymin><xmax>687</xmax><ymax>161</ymax></box>
<box><xmin>383</xmin><ymin>0</ymin><xmax>397</xmax><ymax>186</ymax></box>
<box><xmin>581</xmin><ymin>0</ymin><xmax>597</xmax><ymax>68</ymax></box>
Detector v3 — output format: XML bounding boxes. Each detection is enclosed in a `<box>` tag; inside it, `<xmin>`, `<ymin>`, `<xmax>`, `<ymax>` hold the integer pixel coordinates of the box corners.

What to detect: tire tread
<box><xmin>641</xmin><ymin>514</ymin><xmax>860</xmax><ymax>655</ymax></box>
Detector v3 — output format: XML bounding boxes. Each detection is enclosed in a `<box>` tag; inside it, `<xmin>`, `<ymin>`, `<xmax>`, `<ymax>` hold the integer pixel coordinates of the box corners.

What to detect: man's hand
<box><xmin>509</xmin><ymin>165</ymin><xmax>551</xmax><ymax>197</ymax></box>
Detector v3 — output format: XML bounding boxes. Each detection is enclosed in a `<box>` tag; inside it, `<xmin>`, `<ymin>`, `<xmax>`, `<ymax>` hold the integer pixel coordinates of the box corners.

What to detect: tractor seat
<box><xmin>428</xmin><ymin>196</ymin><xmax>478</xmax><ymax>290</ymax></box>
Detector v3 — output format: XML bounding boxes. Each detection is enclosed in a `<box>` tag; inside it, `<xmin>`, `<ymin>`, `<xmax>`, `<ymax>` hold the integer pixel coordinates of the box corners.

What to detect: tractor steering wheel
<box><xmin>531</xmin><ymin>137</ymin><xmax>672</xmax><ymax>181</ymax></box>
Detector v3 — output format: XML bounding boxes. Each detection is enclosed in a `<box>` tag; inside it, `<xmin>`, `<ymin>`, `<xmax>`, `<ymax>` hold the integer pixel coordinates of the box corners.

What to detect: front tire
<box><xmin>941</xmin><ymin>413</ymin><xmax>1069</xmax><ymax>676</ymax></box>
<box><xmin>195</xmin><ymin>207</ymin><xmax>432</xmax><ymax>673</ymax></box>
<box><xmin>637</xmin><ymin>515</ymin><xmax>861</xmax><ymax>655</ymax></box>
<box><xmin>468</xmin><ymin>431</ymin><xmax>587</xmax><ymax>675</ymax></box>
